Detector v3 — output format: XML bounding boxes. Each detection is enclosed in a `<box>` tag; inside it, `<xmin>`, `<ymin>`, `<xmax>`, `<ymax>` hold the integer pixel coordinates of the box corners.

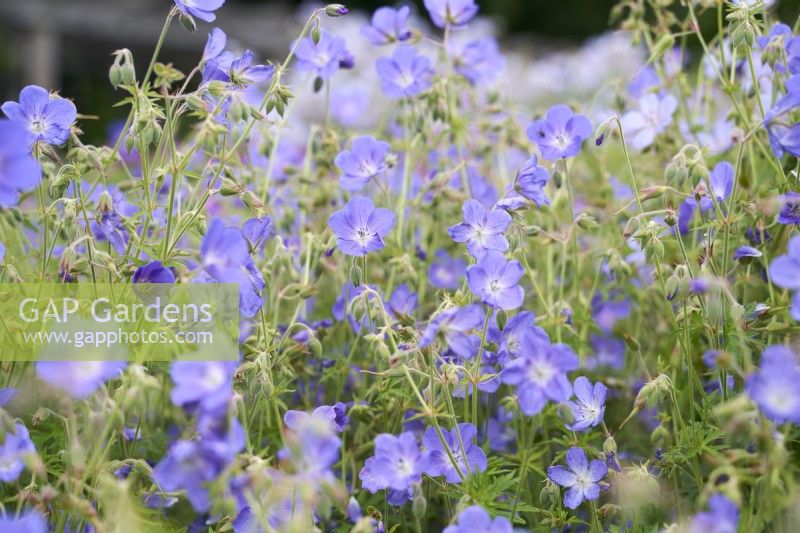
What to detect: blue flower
<box><xmin>620</xmin><ymin>93</ymin><xmax>677</xmax><ymax>151</ymax></box>
<box><xmin>516</xmin><ymin>155</ymin><xmax>551</xmax><ymax>206</ymax></box>
<box><xmin>501</xmin><ymin>332</ymin><xmax>578</xmax><ymax>415</ymax></box>
<box><xmin>423</xmin><ymin>0</ymin><xmax>479</xmax><ymax>29</ymax></box>
<box><xmin>419</xmin><ymin>304</ymin><xmax>483</xmax><ymax>358</ymax></box>
<box><xmin>359</xmin><ymin>431</ymin><xmax>429</xmax><ymax>493</ymax></box>
<box><xmin>466</xmin><ymin>250</ymin><xmax>524</xmax><ymax>310</ymax></box>
<box><xmin>170</xmin><ymin>361</ymin><xmax>236</xmax><ymax>416</ymax></box>
<box><xmin>428</xmin><ymin>249</ymin><xmax>467</xmax><ymax>289</ymax></box>
<box><xmin>0</xmin><ymin>120</ymin><xmax>41</xmax><ymax>207</ymax></box>
<box><xmin>778</xmin><ymin>191</ymin><xmax>800</xmax><ymax>225</ymax></box>
<box><xmin>202</xmin><ymin>27</ymin><xmax>226</xmax><ymax>63</ymax></box>
<box><xmin>443</xmin><ymin>505</ymin><xmax>513</xmax><ymax>533</ymax></box>
<box><xmin>132</xmin><ymin>261</ymin><xmax>175</xmax><ymax>284</ymax></box>
<box><xmin>677</xmin><ymin>161</ymin><xmax>734</xmax><ymax>234</ymax></box>
<box><xmin>152</xmin><ymin>439</ymin><xmax>229</xmax><ymax>512</ymax></box>
<box><xmin>227</xmin><ymin>50</ymin><xmax>274</xmax><ymax>88</ymax></box>
<box><xmin>733</xmin><ymin>246</ymin><xmax>762</xmax><ymax>262</ymax></box>
<box><xmin>241</xmin><ymin>216</ymin><xmax>273</xmax><ymax>252</ymax></box>
<box><xmin>361</xmin><ymin>6</ymin><xmax>413</xmax><ymax>45</ymax></box>
<box><xmin>547</xmin><ymin>447</ymin><xmax>607</xmax><ymax>509</ymax></box>
<box><xmin>746</xmin><ymin>345</ymin><xmax>800</xmax><ymax>424</ymax></box>
<box><xmin>769</xmin><ymin>235</ymin><xmax>800</xmax><ymax>290</ymax></box>
<box><xmin>285</xmin><ymin>403</ymin><xmax>348</xmax><ymax>433</ymax></box>
<box><xmin>294</xmin><ymin>30</ymin><xmax>353</xmax><ymax>80</ymax></box>
<box><xmin>36</xmin><ymin>361</ymin><xmax>127</xmax><ymax>399</ymax></box>
<box><xmin>488</xmin><ymin>310</ymin><xmax>549</xmax><ymax>362</ymax></box>
<box><xmin>328</xmin><ymin>196</ymin><xmax>396</xmax><ymax>256</ymax></box>
<box><xmin>200</xmin><ymin>220</ymin><xmax>265</xmax><ymax>317</ymax></box>
<box><xmin>0</xmin><ymin>509</ymin><xmax>47</xmax><ymax>533</ymax></box>
<box><xmin>2</xmin><ymin>85</ymin><xmax>77</xmax><ymax>145</ymax></box>
<box><xmin>423</xmin><ymin>423</ymin><xmax>487</xmax><ymax>483</ymax></box>
<box><xmin>448</xmin><ymin>37</ymin><xmax>505</xmax><ymax>86</ymax></box>
<box><xmin>527</xmin><ymin>104</ymin><xmax>592</xmax><ymax>160</ymax></box>
<box><xmin>448</xmin><ymin>199</ymin><xmax>512</xmax><ymax>259</ymax></box>
<box><xmin>174</xmin><ymin>0</ymin><xmax>225</xmax><ymax>23</ymax></box>
<box><xmin>566</xmin><ymin>376</ymin><xmax>607</xmax><ymax>432</ymax></box>
<box><xmin>688</xmin><ymin>494</ymin><xmax>739</xmax><ymax>533</ymax></box>
<box><xmin>388</xmin><ymin>283</ymin><xmax>418</xmax><ymax>319</ymax></box>
<box><xmin>376</xmin><ymin>46</ymin><xmax>434</xmax><ymax>99</ymax></box>
<box><xmin>334</xmin><ymin>136</ymin><xmax>392</xmax><ymax>191</ymax></box>
<box><xmin>0</xmin><ymin>422</ymin><xmax>36</xmax><ymax>482</ymax></box>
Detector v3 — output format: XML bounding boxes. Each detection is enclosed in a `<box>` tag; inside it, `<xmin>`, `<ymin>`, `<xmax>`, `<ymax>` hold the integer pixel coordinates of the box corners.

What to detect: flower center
<box><xmin>529</xmin><ymin>360</ymin><xmax>555</xmax><ymax>385</ymax></box>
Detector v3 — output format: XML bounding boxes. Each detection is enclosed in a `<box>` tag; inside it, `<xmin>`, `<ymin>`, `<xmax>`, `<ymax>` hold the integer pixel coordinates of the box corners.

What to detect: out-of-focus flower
<box><xmin>334</xmin><ymin>136</ymin><xmax>392</xmax><ymax>191</ymax></box>
<box><xmin>132</xmin><ymin>261</ymin><xmax>175</xmax><ymax>284</ymax></box>
<box><xmin>778</xmin><ymin>191</ymin><xmax>800</xmax><ymax>225</ymax></box>
<box><xmin>687</xmin><ymin>494</ymin><xmax>739</xmax><ymax>533</ymax></box>
<box><xmin>746</xmin><ymin>345</ymin><xmax>800</xmax><ymax>423</ymax></box>
<box><xmin>294</xmin><ymin>30</ymin><xmax>353</xmax><ymax>80</ymax></box>
<box><xmin>0</xmin><ymin>509</ymin><xmax>47</xmax><ymax>533</ymax></box>
<box><xmin>423</xmin><ymin>0</ymin><xmax>479</xmax><ymax>29</ymax></box>
<box><xmin>443</xmin><ymin>505</ymin><xmax>513</xmax><ymax>533</ymax></box>
<box><xmin>428</xmin><ymin>249</ymin><xmax>467</xmax><ymax>289</ymax></box>
<box><xmin>359</xmin><ymin>431</ymin><xmax>429</xmax><ymax>494</ymax></box>
<box><xmin>0</xmin><ymin>422</ymin><xmax>36</xmax><ymax>482</ymax></box>
<box><xmin>448</xmin><ymin>38</ymin><xmax>504</xmax><ymax>86</ymax></box>
<box><xmin>170</xmin><ymin>361</ymin><xmax>236</xmax><ymax>415</ymax></box>
<box><xmin>620</xmin><ymin>92</ymin><xmax>677</xmax><ymax>151</ymax></box>
<box><xmin>376</xmin><ymin>46</ymin><xmax>434</xmax><ymax>99</ymax></box>
<box><xmin>419</xmin><ymin>304</ymin><xmax>483</xmax><ymax>358</ymax></box>
<box><xmin>36</xmin><ymin>361</ymin><xmax>127</xmax><ymax>399</ymax></box>
<box><xmin>285</xmin><ymin>403</ymin><xmax>348</xmax><ymax>433</ymax></box>
<box><xmin>361</xmin><ymin>6</ymin><xmax>413</xmax><ymax>45</ymax></box>
<box><xmin>0</xmin><ymin>120</ymin><xmax>41</xmax><ymax>207</ymax></box>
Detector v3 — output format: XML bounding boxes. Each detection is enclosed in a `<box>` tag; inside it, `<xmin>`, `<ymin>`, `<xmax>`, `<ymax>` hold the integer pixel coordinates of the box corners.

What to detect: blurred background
<box><xmin>1</xmin><ymin>0</ymin><xmax>799</xmax><ymax>142</ymax></box>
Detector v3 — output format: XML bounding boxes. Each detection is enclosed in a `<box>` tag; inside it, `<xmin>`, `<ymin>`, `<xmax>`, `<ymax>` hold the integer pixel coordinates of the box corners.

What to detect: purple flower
<box><xmin>527</xmin><ymin>104</ymin><xmax>592</xmax><ymax>160</ymax></box>
<box><xmin>227</xmin><ymin>50</ymin><xmax>274</xmax><ymax>88</ymax></box>
<box><xmin>294</xmin><ymin>30</ymin><xmax>352</xmax><ymax>80</ymax></box>
<box><xmin>0</xmin><ymin>120</ymin><xmax>41</xmax><ymax>207</ymax></box>
<box><xmin>566</xmin><ymin>377</ymin><xmax>607</xmax><ymax>432</ymax></box>
<box><xmin>428</xmin><ymin>249</ymin><xmax>467</xmax><ymax>289</ymax></box>
<box><xmin>361</xmin><ymin>6</ymin><xmax>413</xmax><ymax>45</ymax></box>
<box><xmin>423</xmin><ymin>0</ymin><xmax>479</xmax><ymax>29</ymax></box>
<box><xmin>586</xmin><ymin>333</ymin><xmax>625</xmax><ymax>370</ymax></box>
<box><xmin>174</xmin><ymin>0</ymin><xmax>225</xmax><ymax>23</ymax></box>
<box><xmin>448</xmin><ymin>38</ymin><xmax>504</xmax><ymax>86</ymax></box>
<box><xmin>501</xmin><ymin>332</ymin><xmax>578</xmax><ymax>415</ymax></box>
<box><xmin>769</xmin><ymin>235</ymin><xmax>800</xmax><ymax>290</ymax></box>
<box><xmin>376</xmin><ymin>46</ymin><xmax>434</xmax><ymax>99</ymax></box>
<box><xmin>153</xmin><ymin>439</ymin><xmax>228</xmax><ymax>512</ymax></box>
<box><xmin>132</xmin><ymin>261</ymin><xmax>175</xmax><ymax>284</ymax></box>
<box><xmin>36</xmin><ymin>361</ymin><xmax>127</xmax><ymax>399</ymax></box>
<box><xmin>388</xmin><ymin>283</ymin><xmax>418</xmax><ymax>318</ymax></box>
<box><xmin>488</xmin><ymin>310</ymin><xmax>549</xmax><ymax>362</ymax></box>
<box><xmin>688</xmin><ymin>494</ymin><xmax>740</xmax><ymax>533</ymax></box>
<box><xmin>423</xmin><ymin>423</ymin><xmax>487</xmax><ymax>483</ymax></box>
<box><xmin>778</xmin><ymin>191</ymin><xmax>800</xmax><ymax>225</ymax></box>
<box><xmin>419</xmin><ymin>304</ymin><xmax>483</xmax><ymax>358</ymax></box>
<box><xmin>443</xmin><ymin>506</ymin><xmax>513</xmax><ymax>533</ymax></box>
<box><xmin>448</xmin><ymin>199</ymin><xmax>511</xmax><ymax>259</ymax></box>
<box><xmin>0</xmin><ymin>423</ymin><xmax>36</xmax><ymax>482</ymax></box>
<box><xmin>334</xmin><ymin>136</ymin><xmax>392</xmax><ymax>191</ymax></box>
<box><xmin>677</xmin><ymin>161</ymin><xmax>734</xmax><ymax>234</ymax></box>
<box><xmin>359</xmin><ymin>431</ymin><xmax>429</xmax><ymax>493</ymax></box>
<box><xmin>466</xmin><ymin>250</ymin><xmax>524</xmax><ymax>310</ymax></box>
<box><xmin>328</xmin><ymin>196</ymin><xmax>396</xmax><ymax>256</ymax></box>
<box><xmin>547</xmin><ymin>447</ymin><xmax>607</xmax><ymax>509</ymax></box>
<box><xmin>170</xmin><ymin>361</ymin><xmax>236</xmax><ymax>415</ymax></box>
<box><xmin>733</xmin><ymin>246</ymin><xmax>762</xmax><ymax>262</ymax></box>
<box><xmin>202</xmin><ymin>27</ymin><xmax>226</xmax><ymax>63</ymax></box>
<box><xmin>285</xmin><ymin>403</ymin><xmax>348</xmax><ymax>433</ymax></box>
<box><xmin>0</xmin><ymin>509</ymin><xmax>47</xmax><ymax>533</ymax></box>
<box><xmin>2</xmin><ymin>85</ymin><xmax>77</xmax><ymax>145</ymax></box>
<box><xmin>620</xmin><ymin>93</ymin><xmax>677</xmax><ymax>151</ymax></box>
<box><xmin>746</xmin><ymin>345</ymin><xmax>800</xmax><ymax>424</ymax></box>
<box><xmin>200</xmin><ymin>220</ymin><xmax>265</xmax><ymax>317</ymax></box>
<box><xmin>766</xmin><ymin>123</ymin><xmax>800</xmax><ymax>158</ymax></box>
<box><xmin>516</xmin><ymin>155</ymin><xmax>551</xmax><ymax>206</ymax></box>
<box><xmin>93</xmin><ymin>192</ymin><xmax>129</xmax><ymax>254</ymax></box>
<box><xmin>241</xmin><ymin>216</ymin><xmax>273</xmax><ymax>252</ymax></box>
<box><xmin>591</xmin><ymin>292</ymin><xmax>630</xmax><ymax>333</ymax></box>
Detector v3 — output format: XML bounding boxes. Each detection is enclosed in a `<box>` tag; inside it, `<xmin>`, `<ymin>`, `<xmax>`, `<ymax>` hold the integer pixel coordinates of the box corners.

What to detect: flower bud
<box><xmin>325</xmin><ymin>4</ymin><xmax>349</xmax><ymax>17</ymax></box>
